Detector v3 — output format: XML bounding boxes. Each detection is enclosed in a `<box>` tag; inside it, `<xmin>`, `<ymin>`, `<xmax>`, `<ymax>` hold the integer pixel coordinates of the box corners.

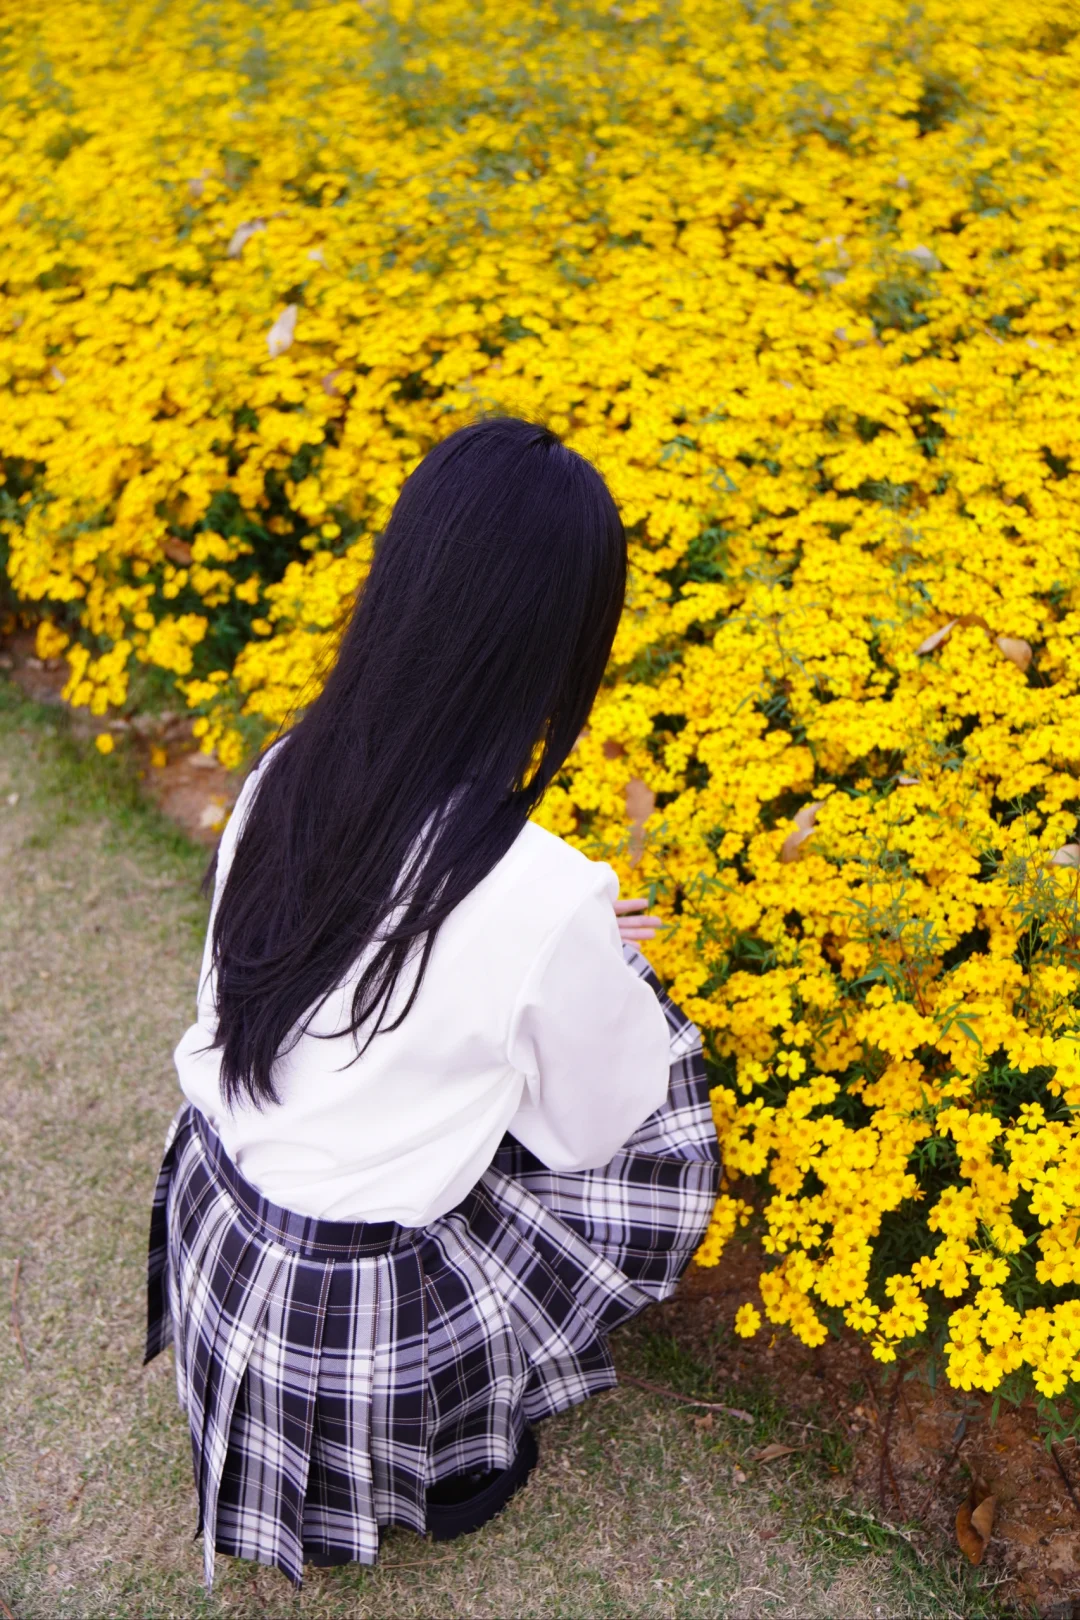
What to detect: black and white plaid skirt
<box><xmin>144</xmin><ymin>946</ymin><xmax>720</xmax><ymax>1589</ymax></box>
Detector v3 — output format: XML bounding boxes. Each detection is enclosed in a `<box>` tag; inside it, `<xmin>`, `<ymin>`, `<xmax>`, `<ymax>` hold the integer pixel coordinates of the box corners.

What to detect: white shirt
<box><xmin>174</xmin><ymin>752</ymin><xmax>671</xmax><ymax>1225</ymax></box>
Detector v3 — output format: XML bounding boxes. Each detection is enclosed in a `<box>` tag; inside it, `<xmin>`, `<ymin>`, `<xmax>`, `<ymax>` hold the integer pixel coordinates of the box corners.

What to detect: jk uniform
<box><xmin>145</xmin><ymin>746</ymin><xmax>721</xmax><ymax>1588</ymax></box>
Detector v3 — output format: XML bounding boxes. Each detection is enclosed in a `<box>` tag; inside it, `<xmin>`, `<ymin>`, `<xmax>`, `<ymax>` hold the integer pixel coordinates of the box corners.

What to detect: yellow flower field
<box><xmin>4</xmin><ymin>0</ymin><xmax>1080</xmax><ymax>1416</ymax></box>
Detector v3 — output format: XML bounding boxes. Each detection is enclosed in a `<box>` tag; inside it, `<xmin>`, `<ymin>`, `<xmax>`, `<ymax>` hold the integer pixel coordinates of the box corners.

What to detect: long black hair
<box><xmin>206</xmin><ymin>416</ymin><xmax>627</xmax><ymax>1108</ymax></box>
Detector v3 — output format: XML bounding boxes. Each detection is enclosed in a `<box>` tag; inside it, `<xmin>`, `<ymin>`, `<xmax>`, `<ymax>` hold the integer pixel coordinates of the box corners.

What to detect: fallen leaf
<box><xmin>626</xmin><ymin>777</ymin><xmax>656</xmax><ymax>864</ymax></box>
<box><xmin>1050</xmin><ymin>844</ymin><xmax>1080</xmax><ymax>869</ymax></box>
<box><xmin>162</xmin><ymin>536</ymin><xmax>192</xmax><ymax>565</ymax></box>
<box><xmin>897</xmin><ymin>774</ymin><xmax>921</xmax><ymax>785</ymax></box>
<box><xmin>780</xmin><ymin>801</ymin><xmax>825</xmax><ymax>863</ymax></box>
<box><xmin>779</xmin><ymin>830</ymin><xmax>813</xmax><ymax>862</ymax></box>
<box><xmin>227</xmin><ymin>218</ymin><xmax>266</xmax><ymax>257</ymax></box>
<box><xmin>198</xmin><ymin>800</ymin><xmax>226</xmax><ymax>830</ymax></box>
<box><xmin>267</xmin><ymin>303</ymin><xmax>298</xmax><ymax>358</ymax></box>
<box><xmin>906</xmin><ymin>243</ymin><xmax>942</xmax><ymax>272</ymax></box>
<box><xmin>915</xmin><ymin>618</ymin><xmax>958</xmax><ymax>655</ymax></box>
<box><xmin>732</xmin><ymin>1467</ymin><xmax>747</xmax><ymax>1485</ymax></box>
<box><xmin>49</xmin><ymin>364</ymin><xmax>66</xmax><ymax>385</ymax></box>
<box><xmin>693</xmin><ymin>1413</ymin><xmax>714</xmax><ymax>1430</ymax></box>
<box><xmin>321</xmin><ymin>369</ymin><xmax>344</xmax><ymax>397</ymax></box>
<box><xmin>626</xmin><ymin>777</ymin><xmax>655</xmax><ymax>821</ymax></box>
<box><xmin>758</xmin><ymin>1528</ymin><xmax>780</xmax><ymax>1541</ymax></box>
<box><xmin>995</xmin><ymin>635</ymin><xmax>1033</xmax><ymax>672</ymax></box>
<box><xmin>602</xmin><ymin>739</ymin><xmax>626</xmax><ymax>759</ymax></box>
<box><xmin>956</xmin><ymin>1484</ymin><xmax>996</xmax><ymax>1565</ymax></box>
<box><xmin>753</xmin><ymin>1442</ymin><xmax>801</xmax><ymax>1462</ymax></box>
<box><xmin>971</xmin><ymin>1493</ymin><xmax>997</xmax><ymax>1548</ymax></box>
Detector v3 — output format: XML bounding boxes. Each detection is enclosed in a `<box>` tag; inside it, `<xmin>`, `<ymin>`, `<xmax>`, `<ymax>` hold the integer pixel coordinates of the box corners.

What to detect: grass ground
<box><xmin>0</xmin><ymin>680</ymin><xmax>1013</xmax><ymax>1619</ymax></box>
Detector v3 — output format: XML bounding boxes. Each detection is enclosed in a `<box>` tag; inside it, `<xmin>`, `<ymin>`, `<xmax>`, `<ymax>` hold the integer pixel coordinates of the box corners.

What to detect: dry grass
<box><xmin>0</xmin><ymin>684</ymin><xmax>1010</xmax><ymax>1619</ymax></box>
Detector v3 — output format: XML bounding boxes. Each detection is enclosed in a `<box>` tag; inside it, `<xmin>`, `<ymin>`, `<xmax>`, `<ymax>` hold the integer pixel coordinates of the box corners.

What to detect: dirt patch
<box><xmin>138</xmin><ymin>746</ymin><xmax>240</xmax><ymax>843</ymax></box>
<box><xmin>0</xmin><ymin>629</ymin><xmax>242</xmax><ymax>844</ymax></box>
<box><xmin>656</xmin><ymin>1243</ymin><xmax>1080</xmax><ymax>1617</ymax></box>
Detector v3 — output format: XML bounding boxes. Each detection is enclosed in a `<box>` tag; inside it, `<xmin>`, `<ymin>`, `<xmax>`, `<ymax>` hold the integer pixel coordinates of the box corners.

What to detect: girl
<box><xmin>144</xmin><ymin>416</ymin><xmax>720</xmax><ymax>1589</ymax></box>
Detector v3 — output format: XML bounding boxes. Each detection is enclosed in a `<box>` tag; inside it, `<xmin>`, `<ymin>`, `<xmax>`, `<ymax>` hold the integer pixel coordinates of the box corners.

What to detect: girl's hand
<box><xmin>614</xmin><ymin>897</ymin><xmax>663</xmax><ymax>943</ymax></box>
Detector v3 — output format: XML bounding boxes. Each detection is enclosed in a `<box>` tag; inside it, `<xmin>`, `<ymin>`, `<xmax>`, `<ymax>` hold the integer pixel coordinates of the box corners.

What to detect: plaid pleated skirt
<box><xmin>144</xmin><ymin>946</ymin><xmax>720</xmax><ymax>1589</ymax></box>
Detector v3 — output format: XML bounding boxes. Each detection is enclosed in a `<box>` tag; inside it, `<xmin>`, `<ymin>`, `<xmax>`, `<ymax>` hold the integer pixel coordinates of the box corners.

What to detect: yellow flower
<box><xmin>34</xmin><ymin>621</ymin><xmax>69</xmax><ymax>660</ymax></box>
<box><xmin>734</xmin><ymin>1304</ymin><xmax>762</xmax><ymax>1338</ymax></box>
<box><xmin>94</xmin><ymin>733</ymin><xmax>115</xmax><ymax>755</ymax></box>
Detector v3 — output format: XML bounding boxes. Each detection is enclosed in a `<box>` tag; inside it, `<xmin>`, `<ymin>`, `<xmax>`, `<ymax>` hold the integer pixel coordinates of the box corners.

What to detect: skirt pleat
<box><xmin>145</xmin><ymin>944</ymin><xmax>721</xmax><ymax>1589</ymax></box>
<box><xmin>178</xmin><ymin>1182</ymin><xmax>287</xmax><ymax>1585</ymax></box>
<box><xmin>215</xmin><ymin>1255</ymin><xmax>332</xmax><ymax>1584</ymax></box>
<box><xmin>300</xmin><ymin>1259</ymin><xmax>383</xmax><ymax>1562</ymax></box>
<box><xmin>367</xmin><ymin>1247</ymin><xmax>428</xmax><ymax>1534</ymax></box>
<box><xmin>419</xmin><ymin>1213</ymin><xmax>531</xmax><ymax>1473</ymax></box>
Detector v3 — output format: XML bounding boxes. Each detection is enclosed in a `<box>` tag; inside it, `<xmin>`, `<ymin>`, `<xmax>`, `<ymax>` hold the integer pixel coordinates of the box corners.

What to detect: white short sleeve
<box><xmin>504</xmin><ymin>872</ymin><xmax>671</xmax><ymax>1171</ymax></box>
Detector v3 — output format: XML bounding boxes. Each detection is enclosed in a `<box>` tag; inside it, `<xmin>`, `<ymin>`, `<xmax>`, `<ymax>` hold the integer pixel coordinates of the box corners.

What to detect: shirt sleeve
<box><xmin>504</xmin><ymin>870</ymin><xmax>671</xmax><ymax>1172</ymax></box>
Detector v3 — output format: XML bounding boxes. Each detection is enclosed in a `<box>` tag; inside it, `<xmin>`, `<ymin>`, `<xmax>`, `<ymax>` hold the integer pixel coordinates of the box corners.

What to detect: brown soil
<box><xmin>663</xmin><ymin>1243</ymin><xmax>1080</xmax><ymax>1617</ymax></box>
<box><xmin>0</xmin><ymin>629</ymin><xmax>243</xmax><ymax>843</ymax></box>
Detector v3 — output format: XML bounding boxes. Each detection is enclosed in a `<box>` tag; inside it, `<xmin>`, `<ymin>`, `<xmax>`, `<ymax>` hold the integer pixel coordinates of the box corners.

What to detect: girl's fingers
<box><xmin>615</xmin><ymin>898</ymin><xmax>663</xmax><ymax>941</ymax></box>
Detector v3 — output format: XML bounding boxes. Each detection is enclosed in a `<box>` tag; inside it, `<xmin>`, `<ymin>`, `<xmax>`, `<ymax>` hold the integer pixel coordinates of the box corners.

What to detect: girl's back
<box><xmin>176</xmin><ymin>746</ymin><xmax>670</xmax><ymax>1225</ymax></box>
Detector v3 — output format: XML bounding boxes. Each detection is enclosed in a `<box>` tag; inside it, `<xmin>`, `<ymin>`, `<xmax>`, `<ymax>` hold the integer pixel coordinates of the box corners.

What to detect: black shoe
<box><xmin>305</xmin><ymin>1545</ymin><xmax>363</xmax><ymax>1566</ymax></box>
<box><xmin>425</xmin><ymin>1428</ymin><xmax>538</xmax><ymax>1541</ymax></box>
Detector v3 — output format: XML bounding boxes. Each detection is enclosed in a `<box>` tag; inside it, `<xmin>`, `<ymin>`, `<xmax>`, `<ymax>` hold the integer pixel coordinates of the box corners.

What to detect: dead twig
<box><xmin>878</xmin><ymin>1367</ymin><xmax>904</xmax><ymax>1517</ymax></box>
<box><xmin>377</xmin><ymin>1554</ymin><xmax>459</xmax><ymax>1571</ymax></box>
<box><xmin>1052</xmin><ymin>1443</ymin><xmax>1080</xmax><ymax>1521</ymax></box>
<box><xmin>10</xmin><ymin>1258</ymin><xmax>28</xmax><ymax>1373</ymax></box>
<box><xmin>619</xmin><ymin>1374</ymin><xmax>754</xmax><ymax>1423</ymax></box>
<box><xmin>898</xmin><ymin>1376</ymin><xmax>914</xmax><ymax>1427</ymax></box>
<box><xmin>914</xmin><ymin>1414</ymin><xmax>968</xmax><ymax>1522</ymax></box>
<box><xmin>0</xmin><ymin>1594</ymin><xmax>18</xmax><ymax>1620</ymax></box>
